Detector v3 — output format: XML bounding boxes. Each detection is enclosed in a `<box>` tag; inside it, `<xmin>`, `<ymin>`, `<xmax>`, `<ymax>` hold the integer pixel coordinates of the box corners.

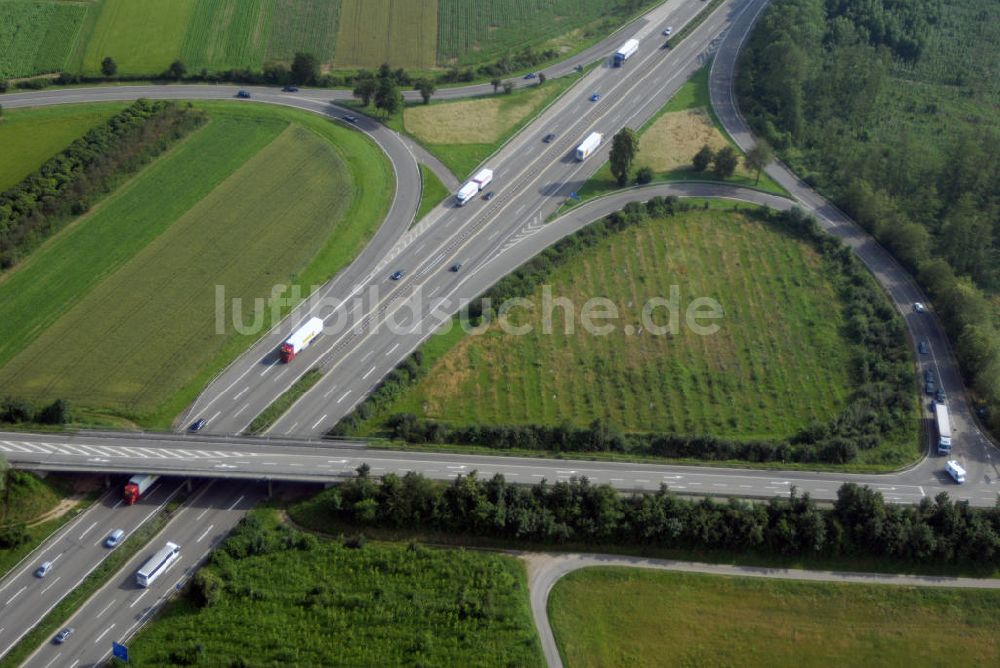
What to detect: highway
<box><xmin>0</xmin><ymin>478</ymin><xmax>183</xmax><ymax>662</ymax></box>
<box><xmin>20</xmin><ymin>479</ymin><xmax>260</xmax><ymax>668</ymax></box>
<box><xmin>1</xmin><ymin>431</ymin><xmax>998</xmax><ymax>507</ymax></box>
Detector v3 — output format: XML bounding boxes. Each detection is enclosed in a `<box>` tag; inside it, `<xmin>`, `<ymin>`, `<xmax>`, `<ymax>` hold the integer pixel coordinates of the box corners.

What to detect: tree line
<box><xmin>332</xmin><ymin>202</ymin><xmax>913</xmax><ymax>466</ymax></box>
<box><xmin>0</xmin><ymin>99</ymin><xmax>205</xmax><ymax>271</ymax></box>
<box><xmin>295</xmin><ymin>470</ymin><xmax>1000</xmax><ymax>567</ymax></box>
<box><xmin>736</xmin><ymin>0</ymin><xmax>1000</xmax><ymax>436</ymax></box>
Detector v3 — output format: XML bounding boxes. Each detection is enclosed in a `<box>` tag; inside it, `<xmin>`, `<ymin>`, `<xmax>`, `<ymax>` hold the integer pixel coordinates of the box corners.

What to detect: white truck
<box><xmin>280</xmin><ymin>316</ymin><xmax>324</xmax><ymax>363</ymax></box>
<box><xmin>613</xmin><ymin>38</ymin><xmax>639</xmax><ymax>66</ymax></box>
<box><xmin>455</xmin><ymin>168</ymin><xmax>494</xmax><ymax>206</ymax></box>
<box><xmin>934</xmin><ymin>403</ymin><xmax>952</xmax><ymax>455</ymax></box>
<box><xmin>946</xmin><ymin>460</ymin><xmax>966</xmax><ymax>484</ymax></box>
<box><xmin>575</xmin><ymin>132</ymin><xmax>602</xmax><ymax>161</ymax></box>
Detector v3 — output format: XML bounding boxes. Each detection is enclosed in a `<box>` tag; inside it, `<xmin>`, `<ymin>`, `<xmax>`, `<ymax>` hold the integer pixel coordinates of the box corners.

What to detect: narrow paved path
<box><xmin>526</xmin><ymin>551</ymin><xmax>1000</xmax><ymax>667</ymax></box>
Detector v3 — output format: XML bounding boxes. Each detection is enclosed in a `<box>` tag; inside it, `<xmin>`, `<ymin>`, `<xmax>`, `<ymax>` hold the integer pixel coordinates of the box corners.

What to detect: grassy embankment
<box><xmin>0</xmin><ymin>103</ymin><xmax>126</xmax><ymax>191</ymax></box>
<box><xmin>568</xmin><ymin>66</ymin><xmax>788</xmax><ymax>208</ymax></box>
<box><xmin>124</xmin><ymin>508</ymin><xmax>544</xmax><ymax>667</ymax></box>
<box><xmin>549</xmin><ymin>567</ymin><xmax>1000</xmax><ymax>667</ymax></box>
<box><xmin>356</xmin><ymin>209</ymin><xmax>858</xmax><ymax>441</ymax></box>
<box><xmin>416</xmin><ymin>163</ymin><xmax>449</xmax><ymax>222</ymax></box>
<box><xmin>0</xmin><ymin>102</ymin><xmax>392</xmax><ymax>429</ymax></box>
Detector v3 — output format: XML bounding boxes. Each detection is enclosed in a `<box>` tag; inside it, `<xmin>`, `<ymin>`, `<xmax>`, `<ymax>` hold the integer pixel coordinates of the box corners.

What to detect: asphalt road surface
<box><xmin>523</xmin><ymin>551</ymin><xmax>1000</xmax><ymax>668</ymax></box>
<box><xmin>0</xmin><ymin>478</ymin><xmax>183</xmax><ymax>661</ymax></box>
<box><xmin>2</xmin><ymin>431</ymin><xmax>998</xmax><ymax>508</ymax></box>
<box><xmin>21</xmin><ymin>479</ymin><xmax>261</xmax><ymax>668</ymax></box>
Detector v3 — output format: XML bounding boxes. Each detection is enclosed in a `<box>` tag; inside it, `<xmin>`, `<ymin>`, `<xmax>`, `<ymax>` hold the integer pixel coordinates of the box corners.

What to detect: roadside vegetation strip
<box><xmin>0</xmin><ymin>505</ymin><xmax>175</xmax><ymax>668</ymax></box>
<box><xmin>124</xmin><ymin>508</ymin><xmax>543</xmax><ymax>667</ymax></box>
<box><xmin>736</xmin><ymin>0</ymin><xmax>1000</xmax><ymax>438</ymax></box>
<box><xmin>549</xmin><ymin>568</ymin><xmax>1000</xmax><ymax>667</ymax></box>
<box><xmin>0</xmin><ymin>103</ymin><xmax>125</xmax><ymax>191</ymax></box>
<box><xmin>0</xmin><ymin>1</ymin><xmax>89</xmax><ymax>79</ymax></box>
<box><xmin>402</xmin><ymin>72</ymin><xmax>580</xmax><ymax>178</ymax></box>
<box><xmin>247</xmin><ymin>368</ymin><xmax>323</xmax><ymax>435</ymax></box>
<box><xmin>416</xmin><ymin>163</ymin><xmax>449</xmax><ymax>223</ymax></box>
<box><xmin>338</xmin><ymin>203</ymin><xmax>915</xmax><ymax>469</ymax></box>
<box><xmin>664</xmin><ymin>0</ymin><xmax>726</xmax><ymax>50</ymax></box>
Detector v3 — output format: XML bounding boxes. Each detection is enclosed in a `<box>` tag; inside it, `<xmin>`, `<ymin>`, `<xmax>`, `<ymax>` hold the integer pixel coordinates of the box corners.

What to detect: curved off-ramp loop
<box><xmin>526</xmin><ymin>551</ymin><xmax>1000</xmax><ymax>667</ymax></box>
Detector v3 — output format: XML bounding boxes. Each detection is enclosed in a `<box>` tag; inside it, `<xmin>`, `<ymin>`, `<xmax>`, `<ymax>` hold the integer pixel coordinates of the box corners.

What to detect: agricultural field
<box><xmin>0</xmin><ymin>0</ymin><xmax>90</xmax><ymax>78</ymax></box>
<box><xmin>361</xmin><ymin>210</ymin><xmax>855</xmax><ymax>440</ymax></box>
<box><xmin>549</xmin><ymin>568</ymin><xmax>1000</xmax><ymax>667</ymax></box>
<box><xmin>437</xmin><ymin>0</ymin><xmax>659</xmax><ymax>66</ymax></box>
<box><xmin>126</xmin><ymin>510</ymin><xmax>543</xmax><ymax>667</ymax></box>
<box><xmin>333</xmin><ymin>0</ymin><xmax>437</xmax><ymax>70</ymax></box>
<box><xmin>179</xmin><ymin>0</ymin><xmax>274</xmax><ymax>72</ymax></box>
<box><xmin>0</xmin><ymin>102</ymin><xmax>125</xmax><ymax>191</ymax></box>
<box><xmin>264</xmin><ymin>0</ymin><xmax>342</xmax><ymax>64</ymax></box>
<box><xmin>404</xmin><ymin>75</ymin><xmax>576</xmax><ymax>177</ymax></box>
<box><xmin>0</xmin><ymin>103</ymin><xmax>392</xmax><ymax>427</ymax></box>
<box><xmin>81</xmin><ymin>0</ymin><xmax>196</xmax><ymax>76</ymax></box>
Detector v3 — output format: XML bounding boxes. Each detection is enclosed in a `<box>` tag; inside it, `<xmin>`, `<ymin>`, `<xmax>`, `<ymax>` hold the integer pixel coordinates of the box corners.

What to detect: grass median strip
<box><xmin>247</xmin><ymin>368</ymin><xmax>323</xmax><ymax>435</ymax></box>
<box><xmin>416</xmin><ymin>163</ymin><xmax>450</xmax><ymax>223</ymax></box>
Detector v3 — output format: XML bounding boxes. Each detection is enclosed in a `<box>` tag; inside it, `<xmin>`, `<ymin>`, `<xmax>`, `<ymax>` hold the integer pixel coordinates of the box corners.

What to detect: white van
<box><xmin>946</xmin><ymin>460</ymin><xmax>966</xmax><ymax>484</ymax></box>
<box><xmin>105</xmin><ymin>529</ymin><xmax>125</xmax><ymax>548</ymax></box>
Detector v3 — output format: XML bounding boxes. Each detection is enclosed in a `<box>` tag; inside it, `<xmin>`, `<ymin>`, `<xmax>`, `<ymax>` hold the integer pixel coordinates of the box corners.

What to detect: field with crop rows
<box><xmin>265</xmin><ymin>0</ymin><xmax>342</xmax><ymax>63</ymax></box>
<box><xmin>437</xmin><ymin>0</ymin><xmax>656</xmax><ymax>66</ymax></box>
<box><xmin>334</xmin><ymin>0</ymin><xmax>437</xmax><ymax>69</ymax></box>
<box><xmin>82</xmin><ymin>0</ymin><xmax>195</xmax><ymax>75</ymax></box>
<box><xmin>126</xmin><ymin>510</ymin><xmax>543</xmax><ymax>667</ymax></box>
<box><xmin>0</xmin><ymin>103</ymin><xmax>392</xmax><ymax>426</ymax></box>
<box><xmin>370</xmin><ymin>210</ymin><xmax>854</xmax><ymax>440</ymax></box>
<box><xmin>550</xmin><ymin>568</ymin><xmax>1000</xmax><ymax>667</ymax></box>
<box><xmin>0</xmin><ymin>102</ymin><xmax>124</xmax><ymax>191</ymax></box>
<box><xmin>0</xmin><ymin>0</ymin><xmax>90</xmax><ymax>78</ymax></box>
<box><xmin>180</xmin><ymin>0</ymin><xmax>274</xmax><ymax>71</ymax></box>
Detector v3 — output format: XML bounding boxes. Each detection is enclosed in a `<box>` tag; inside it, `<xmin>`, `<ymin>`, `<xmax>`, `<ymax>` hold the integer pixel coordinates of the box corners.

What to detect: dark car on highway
<box><xmin>543</xmin><ymin>133</ymin><xmax>556</xmax><ymax>143</ymax></box>
<box><xmin>390</xmin><ymin>271</ymin><xmax>405</xmax><ymax>281</ymax></box>
<box><xmin>524</xmin><ymin>72</ymin><xmax>537</xmax><ymax>80</ymax></box>
<box><xmin>189</xmin><ymin>418</ymin><xmax>207</xmax><ymax>432</ymax></box>
<box><xmin>483</xmin><ymin>191</ymin><xmax>495</xmax><ymax>201</ymax></box>
<box><xmin>54</xmin><ymin>628</ymin><xmax>74</xmax><ymax>644</ymax></box>
<box><xmin>282</xmin><ymin>85</ymin><xmax>299</xmax><ymax>92</ymax></box>
<box><xmin>918</xmin><ymin>340</ymin><xmax>929</xmax><ymax>354</ymax></box>
<box><xmin>343</xmin><ymin>115</ymin><xmax>358</xmax><ymax>123</ymax></box>
<box><xmin>925</xmin><ymin>379</ymin><xmax>936</xmax><ymax>395</ymax></box>
<box><xmin>237</xmin><ymin>90</ymin><xmax>251</xmax><ymax>98</ymax></box>
<box><xmin>450</xmin><ymin>263</ymin><xmax>462</xmax><ymax>272</ymax></box>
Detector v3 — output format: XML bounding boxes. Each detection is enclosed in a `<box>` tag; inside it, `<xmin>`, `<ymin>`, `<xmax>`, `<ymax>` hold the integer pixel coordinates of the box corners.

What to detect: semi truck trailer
<box><xmin>280</xmin><ymin>316</ymin><xmax>324</xmax><ymax>362</ymax></box>
<box><xmin>934</xmin><ymin>402</ymin><xmax>953</xmax><ymax>454</ymax></box>
<box><xmin>614</xmin><ymin>38</ymin><xmax>639</xmax><ymax>66</ymax></box>
<box><xmin>124</xmin><ymin>474</ymin><xmax>158</xmax><ymax>505</ymax></box>
<box><xmin>575</xmin><ymin>132</ymin><xmax>602</xmax><ymax>161</ymax></box>
<box><xmin>455</xmin><ymin>167</ymin><xmax>494</xmax><ymax>206</ymax></box>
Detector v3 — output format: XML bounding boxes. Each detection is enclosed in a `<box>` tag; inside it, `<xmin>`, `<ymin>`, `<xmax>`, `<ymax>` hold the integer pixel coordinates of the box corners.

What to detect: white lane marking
<box><xmin>385</xmin><ymin>343</ymin><xmax>399</xmax><ymax>356</ymax></box>
<box><xmin>227</xmin><ymin>495</ymin><xmax>245</xmax><ymax>511</ymax></box>
<box><xmin>93</xmin><ymin>623</ymin><xmax>115</xmax><ymax>644</ymax></box>
<box><xmin>5</xmin><ymin>586</ymin><xmax>26</xmax><ymax>605</ymax></box>
<box><xmin>196</xmin><ymin>525</ymin><xmax>214</xmax><ymax>543</ymax></box>
<box><xmin>39</xmin><ymin>575</ymin><xmax>63</xmax><ymax>595</ymax></box>
<box><xmin>79</xmin><ymin>521</ymin><xmax>98</xmax><ymax>540</ymax></box>
<box><xmin>196</xmin><ymin>507</ymin><xmax>211</xmax><ymax>521</ymax></box>
<box><xmin>337</xmin><ymin>390</ymin><xmax>352</xmax><ymax>403</ymax></box>
<box><xmin>311</xmin><ymin>415</ymin><xmax>328</xmax><ymax>430</ymax></box>
<box><xmin>234</xmin><ymin>403</ymin><xmax>249</xmax><ymax>418</ymax></box>
<box><xmin>96</xmin><ymin>599</ymin><xmax>116</xmax><ymax>618</ymax></box>
<box><xmin>233</xmin><ymin>386</ymin><xmax>250</xmax><ymax>401</ymax></box>
<box><xmin>112</xmin><ymin>499</ymin><xmax>122</xmax><ymax>509</ymax></box>
<box><xmin>273</xmin><ymin>368</ymin><xmax>289</xmax><ymax>382</ymax></box>
<box><xmin>130</xmin><ymin>589</ymin><xmax>149</xmax><ymax>608</ymax></box>
<box><xmin>362</xmin><ymin>366</ymin><xmax>376</xmax><ymax>379</ymax></box>
<box><xmin>323</xmin><ymin>385</ymin><xmax>339</xmax><ymax>398</ymax></box>
<box><xmin>209</xmin><ymin>410</ymin><xmax>221</xmax><ymax>423</ymax></box>
<box><xmin>42</xmin><ymin>652</ymin><xmax>62</xmax><ymax>668</ymax></box>
<box><xmin>70</xmin><ymin>660</ymin><xmax>79</xmax><ymax>668</ymax></box>
<box><xmin>260</xmin><ymin>365</ymin><xmax>273</xmax><ymax>377</ymax></box>
<box><xmin>284</xmin><ymin>422</ymin><xmax>300</xmax><ymax>434</ymax></box>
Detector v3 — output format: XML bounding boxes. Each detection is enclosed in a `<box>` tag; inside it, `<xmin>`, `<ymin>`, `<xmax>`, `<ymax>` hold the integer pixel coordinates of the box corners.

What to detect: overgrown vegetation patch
<box><xmin>126</xmin><ymin>509</ymin><xmax>543</xmax><ymax>667</ymax></box>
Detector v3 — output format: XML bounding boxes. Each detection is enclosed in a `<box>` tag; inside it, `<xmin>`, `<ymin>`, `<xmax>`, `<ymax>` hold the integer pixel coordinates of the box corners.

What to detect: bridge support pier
<box><xmin>267</xmin><ymin>478</ymin><xmax>273</xmax><ymax>499</ymax></box>
<box><xmin>185</xmin><ymin>478</ymin><xmax>192</xmax><ymax>493</ymax></box>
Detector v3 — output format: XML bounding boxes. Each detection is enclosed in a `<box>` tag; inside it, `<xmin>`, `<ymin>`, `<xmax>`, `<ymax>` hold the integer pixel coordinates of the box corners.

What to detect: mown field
<box><xmin>0</xmin><ymin>103</ymin><xmax>392</xmax><ymax>427</ymax></box>
<box><xmin>549</xmin><ymin>568</ymin><xmax>1000</xmax><ymax>667</ymax></box>
<box><xmin>361</xmin><ymin>210</ymin><xmax>855</xmax><ymax>440</ymax></box>
<box><xmin>126</xmin><ymin>509</ymin><xmax>543</xmax><ymax>667</ymax></box>
<box><xmin>0</xmin><ymin>102</ymin><xmax>124</xmax><ymax>191</ymax></box>
<box><xmin>0</xmin><ymin>0</ymin><xmax>90</xmax><ymax>78</ymax></box>
<box><xmin>334</xmin><ymin>0</ymin><xmax>437</xmax><ymax>70</ymax></box>
<box><xmin>81</xmin><ymin>0</ymin><xmax>196</xmax><ymax>76</ymax></box>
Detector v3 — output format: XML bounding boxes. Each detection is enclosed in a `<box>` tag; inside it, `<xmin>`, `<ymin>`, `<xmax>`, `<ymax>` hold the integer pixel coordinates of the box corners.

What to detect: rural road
<box><xmin>523</xmin><ymin>551</ymin><xmax>1000</xmax><ymax>668</ymax></box>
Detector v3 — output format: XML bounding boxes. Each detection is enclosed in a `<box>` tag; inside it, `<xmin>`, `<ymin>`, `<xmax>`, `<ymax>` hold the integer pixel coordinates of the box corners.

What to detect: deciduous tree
<box><xmin>609</xmin><ymin>127</ymin><xmax>639</xmax><ymax>186</ymax></box>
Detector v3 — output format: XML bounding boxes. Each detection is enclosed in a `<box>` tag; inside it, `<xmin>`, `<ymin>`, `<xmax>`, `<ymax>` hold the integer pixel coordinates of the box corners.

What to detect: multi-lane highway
<box><xmin>0</xmin><ymin>478</ymin><xmax>183</xmax><ymax>661</ymax></box>
<box><xmin>20</xmin><ymin>480</ymin><xmax>260</xmax><ymax>668</ymax></box>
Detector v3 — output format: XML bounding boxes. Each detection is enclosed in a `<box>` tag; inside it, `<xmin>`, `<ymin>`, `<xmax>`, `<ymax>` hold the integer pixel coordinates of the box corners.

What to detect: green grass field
<box><xmin>549</xmin><ymin>568</ymin><xmax>1000</xmax><ymax>667</ymax></box>
<box><xmin>126</xmin><ymin>509</ymin><xmax>543</xmax><ymax>667</ymax></box>
<box><xmin>416</xmin><ymin>163</ymin><xmax>449</xmax><ymax>222</ymax></box>
<box><xmin>180</xmin><ymin>0</ymin><xmax>274</xmax><ymax>72</ymax></box>
<box><xmin>361</xmin><ymin>210</ymin><xmax>855</xmax><ymax>440</ymax></box>
<box><xmin>0</xmin><ymin>0</ymin><xmax>90</xmax><ymax>78</ymax></box>
<box><xmin>0</xmin><ymin>470</ymin><xmax>60</xmax><ymax>525</ymax></box>
<box><xmin>334</xmin><ymin>0</ymin><xmax>437</xmax><ymax>69</ymax></box>
<box><xmin>265</xmin><ymin>0</ymin><xmax>341</xmax><ymax>64</ymax></box>
<box><xmin>0</xmin><ymin>102</ymin><xmax>125</xmax><ymax>191</ymax></box>
<box><xmin>0</xmin><ymin>103</ymin><xmax>392</xmax><ymax>426</ymax></box>
<box><xmin>82</xmin><ymin>0</ymin><xmax>196</xmax><ymax>76</ymax></box>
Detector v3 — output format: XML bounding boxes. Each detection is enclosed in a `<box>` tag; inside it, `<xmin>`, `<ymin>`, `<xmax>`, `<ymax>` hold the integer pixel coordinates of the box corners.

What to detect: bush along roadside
<box><xmin>0</xmin><ymin>99</ymin><xmax>206</xmax><ymax>271</ymax></box>
<box><xmin>331</xmin><ymin>200</ymin><xmax>914</xmax><ymax>466</ymax></box>
<box><xmin>293</xmin><ymin>471</ymin><xmax>1000</xmax><ymax>569</ymax></box>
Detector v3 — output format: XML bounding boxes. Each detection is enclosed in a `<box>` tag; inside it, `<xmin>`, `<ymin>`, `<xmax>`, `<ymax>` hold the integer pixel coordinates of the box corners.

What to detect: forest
<box><xmin>736</xmin><ymin>0</ymin><xmax>1000</xmax><ymax>434</ymax></box>
<box><xmin>292</xmin><ymin>470</ymin><xmax>1000</xmax><ymax>567</ymax></box>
